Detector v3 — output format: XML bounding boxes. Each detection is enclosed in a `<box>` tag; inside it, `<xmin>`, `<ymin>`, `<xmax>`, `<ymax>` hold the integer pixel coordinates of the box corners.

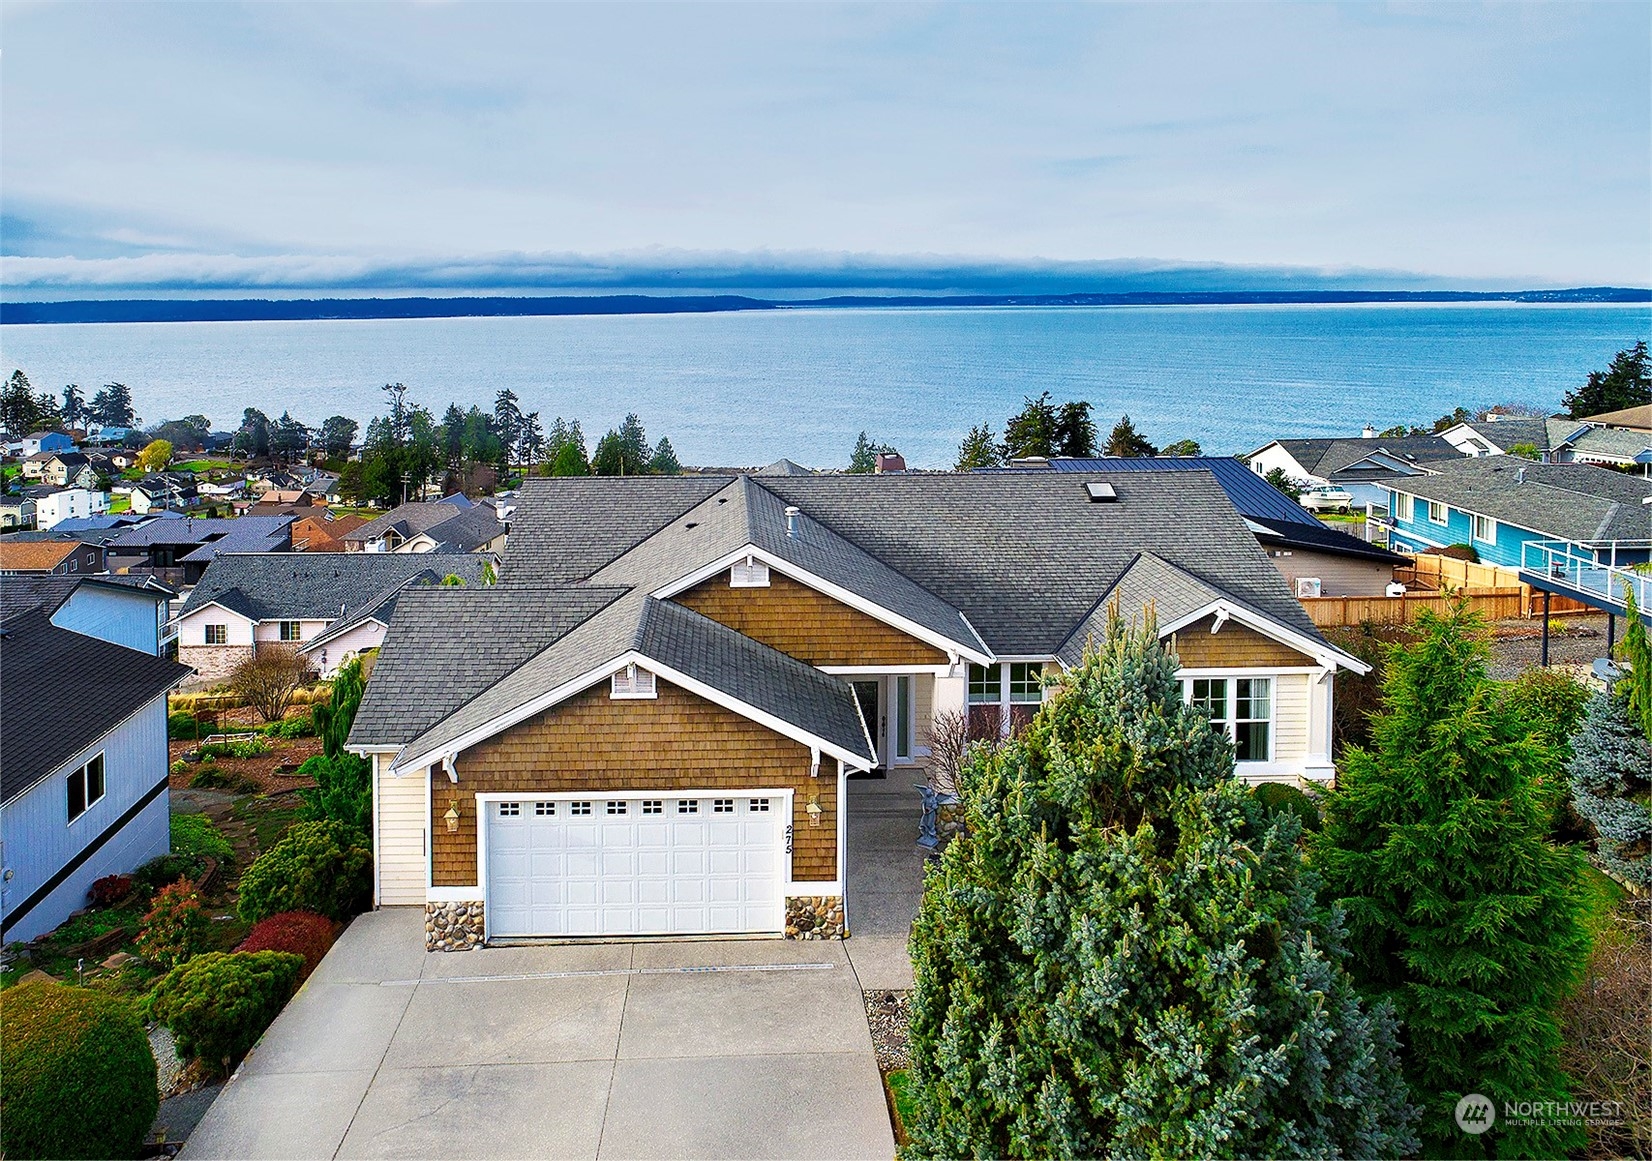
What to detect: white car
<box><xmin>1298</xmin><ymin>485</ymin><xmax>1355</xmax><ymax>514</ymax></box>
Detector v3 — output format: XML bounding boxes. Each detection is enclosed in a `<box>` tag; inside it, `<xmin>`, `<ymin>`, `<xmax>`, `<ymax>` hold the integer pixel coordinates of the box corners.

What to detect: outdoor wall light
<box><xmin>444</xmin><ymin>800</ymin><xmax>461</xmax><ymax>832</ymax></box>
<box><xmin>805</xmin><ymin>798</ymin><xmax>823</xmax><ymax>827</ymax></box>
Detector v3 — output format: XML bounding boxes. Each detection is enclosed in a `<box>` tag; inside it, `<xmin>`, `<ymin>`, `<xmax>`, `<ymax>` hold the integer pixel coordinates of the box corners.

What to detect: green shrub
<box><xmin>199</xmin><ymin>737</ymin><xmax>271</xmax><ymax>760</ymax></box>
<box><xmin>172</xmin><ymin>812</ymin><xmax>235</xmax><ymax>862</ymax></box>
<box><xmin>261</xmin><ymin>715</ymin><xmax>314</xmax><ymax>738</ymax></box>
<box><xmin>168</xmin><ymin>710</ymin><xmax>202</xmax><ymax>740</ymax></box>
<box><xmin>237</xmin><ymin>820</ymin><xmax>371</xmax><ymax>924</ymax></box>
<box><xmin>136</xmin><ymin>879</ymin><xmax>209</xmax><ymax>969</ymax></box>
<box><xmin>1251</xmin><ymin>780</ymin><xmax>1322</xmax><ymax>832</ymax></box>
<box><xmin>189</xmin><ymin>764</ymin><xmax>261</xmax><ymax>794</ymax></box>
<box><xmin>133</xmin><ymin>852</ymin><xmax>207</xmax><ymax>898</ymax></box>
<box><xmin>144</xmin><ymin>951</ymin><xmax>303</xmax><ymax>1074</ymax></box>
<box><xmin>0</xmin><ymin>980</ymin><xmax>158</xmax><ymax>1160</ymax></box>
<box><xmin>313</xmin><ymin>657</ymin><xmax>365</xmax><ymax>758</ymax></box>
<box><xmin>297</xmin><ymin>753</ymin><xmax>372</xmax><ymax>837</ymax></box>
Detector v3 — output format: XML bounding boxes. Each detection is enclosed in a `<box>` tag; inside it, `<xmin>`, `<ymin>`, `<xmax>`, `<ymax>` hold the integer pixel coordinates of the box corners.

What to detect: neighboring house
<box><xmin>0</xmin><ymin>574</ymin><xmax>176</xmax><ymax>655</ymax></box>
<box><xmin>342</xmin><ymin>498</ymin><xmax>507</xmax><ymax>554</ymax></box>
<box><xmin>196</xmin><ymin>478</ymin><xmax>247</xmax><ymax>501</ymax></box>
<box><xmin>290</xmin><ymin>512</ymin><xmax>368</xmax><ymax>552</ymax></box>
<box><xmin>130</xmin><ymin>472</ymin><xmax>200</xmax><ymax>514</ymax></box>
<box><xmin>1385</xmin><ymin>459</ymin><xmax>1652</xmax><ymax>570</ymax></box>
<box><xmin>0</xmin><ymin>608</ymin><xmax>191</xmax><ymax>944</ymax></box>
<box><xmin>18</xmin><ymin>431</ymin><xmax>74</xmax><ymax>459</ymax></box>
<box><xmin>1039</xmin><ymin>457</ymin><xmax>1406</xmax><ymax>596</ymax></box>
<box><xmin>105</xmin><ymin>515</ymin><xmax>294</xmax><ymax>585</ymax></box>
<box><xmin>1438</xmin><ymin>414</ymin><xmax>1652</xmax><ymax>472</ymax></box>
<box><xmin>42</xmin><ymin>453</ymin><xmax>97</xmax><ymax>489</ymax></box>
<box><xmin>1245</xmin><ymin>435</ymin><xmax>1464</xmax><ymax>510</ymax></box>
<box><xmin>85</xmin><ymin>449</ymin><xmax>137</xmax><ymax>476</ymax></box>
<box><xmin>347</xmin><ymin>472</ymin><xmax>1368</xmax><ymax>948</ymax></box>
<box><xmin>1577</xmin><ymin>404</ymin><xmax>1652</xmax><ymax>432</ymax></box>
<box><xmin>174</xmin><ymin>551</ymin><xmax>497</xmax><ymax>685</ymax></box>
<box><xmin>0</xmin><ymin>537</ymin><xmax>104</xmax><ymax>576</ymax></box>
<box><xmin>86</xmin><ymin>426</ymin><xmax>135</xmax><ymax>446</ymax></box>
<box><xmin>37</xmin><ymin>487</ymin><xmax>111</xmax><ymax>530</ymax></box>
<box><xmin>1</xmin><ymin>494</ymin><xmax>36</xmax><ymax>530</ymax></box>
<box><xmin>19</xmin><ymin>452</ymin><xmax>55</xmax><ymax>480</ymax></box>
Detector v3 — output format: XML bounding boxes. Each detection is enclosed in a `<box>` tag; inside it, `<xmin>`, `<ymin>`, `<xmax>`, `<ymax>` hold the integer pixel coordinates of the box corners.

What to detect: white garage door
<box><xmin>485</xmin><ymin>794</ymin><xmax>785</xmax><ymax>938</ymax></box>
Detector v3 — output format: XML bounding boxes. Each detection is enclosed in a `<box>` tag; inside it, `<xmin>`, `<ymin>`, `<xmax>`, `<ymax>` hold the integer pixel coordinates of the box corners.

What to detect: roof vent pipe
<box><xmin>1516</xmin><ymin>467</ymin><xmax>1526</xmax><ymax>484</ymax></box>
<box><xmin>784</xmin><ymin>506</ymin><xmax>801</xmax><ymax>538</ymax></box>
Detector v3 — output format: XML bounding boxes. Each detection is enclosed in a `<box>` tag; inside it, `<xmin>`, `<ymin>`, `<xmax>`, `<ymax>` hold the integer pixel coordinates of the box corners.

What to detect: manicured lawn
<box><xmin>109</xmin><ymin>494</ymin><xmax>131</xmax><ymax>513</ymax></box>
<box><xmin>177</xmin><ymin>458</ymin><xmax>238</xmax><ymax>473</ymax></box>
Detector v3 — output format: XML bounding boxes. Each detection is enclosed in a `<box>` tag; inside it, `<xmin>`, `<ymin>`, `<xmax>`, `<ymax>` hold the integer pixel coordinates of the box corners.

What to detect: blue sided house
<box><xmin>1386</xmin><ymin>459</ymin><xmax>1652</xmax><ymax>571</ymax></box>
<box><xmin>0</xmin><ymin>580</ymin><xmax>190</xmax><ymax>945</ymax></box>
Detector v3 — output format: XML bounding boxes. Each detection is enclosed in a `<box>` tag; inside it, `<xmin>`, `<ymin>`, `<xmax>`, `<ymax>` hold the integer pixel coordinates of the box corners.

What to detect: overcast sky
<box><xmin>3</xmin><ymin>1</ymin><xmax>1648</xmax><ymax>295</ymax></box>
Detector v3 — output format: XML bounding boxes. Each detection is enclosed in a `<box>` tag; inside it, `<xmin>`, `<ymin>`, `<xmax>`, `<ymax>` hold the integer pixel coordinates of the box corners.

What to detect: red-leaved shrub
<box><xmin>235</xmin><ymin>910</ymin><xmax>337</xmax><ymax>980</ymax></box>
<box><xmin>88</xmin><ymin>874</ymin><xmax>133</xmax><ymax>908</ymax></box>
<box><xmin>136</xmin><ymin>880</ymin><xmax>208</xmax><ymax>970</ymax></box>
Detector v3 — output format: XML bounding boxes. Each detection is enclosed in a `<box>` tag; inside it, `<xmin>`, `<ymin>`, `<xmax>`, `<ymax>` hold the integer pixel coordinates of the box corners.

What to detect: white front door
<box><xmin>484</xmin><ymin>793</ymin><xmax>785</xmax><ymax>938</ymax></box>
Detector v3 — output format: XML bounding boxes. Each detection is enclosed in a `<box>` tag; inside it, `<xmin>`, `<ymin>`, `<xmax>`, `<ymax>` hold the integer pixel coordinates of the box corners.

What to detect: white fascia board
<box><xmin>171</xmin><ymin>600</ymin><xmax>256</xmax><ymax>629</ymax></box>
<box><xmin>1159</xmin><ymin>599</ymin><xmax>1372</xmax><ymax>676</ymax></box>
<box><xmin>392</xmin><ymin>650</ymin><xmax>877</xmax><ymax>777</ymax></box>
<box><xmin>818</xmin><ymin>663</ymin><xmax>950</xmax><ymax>675</ymax></box>
<box><xmin>649</xmin><ymin>543</ymin><xmax>994</xmax><ymax>665</ymax></box>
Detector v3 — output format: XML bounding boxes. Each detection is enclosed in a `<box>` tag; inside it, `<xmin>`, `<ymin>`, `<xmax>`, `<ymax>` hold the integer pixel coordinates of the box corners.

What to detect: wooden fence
<box><xmin>1301</xmin><ymin>588</ymin><xmax>1527</xmax><ymax>628</ymax></box>
<box><xmin>1388</xmin><ymin>552</ymin><xmax>1594</xmax><ymax>618</ymax></box>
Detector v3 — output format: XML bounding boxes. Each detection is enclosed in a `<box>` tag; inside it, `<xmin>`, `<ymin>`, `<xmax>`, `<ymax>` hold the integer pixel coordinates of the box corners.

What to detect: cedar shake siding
<box><xmin>673</xmin><ymin>571</ymin><xmax>947</xmax><ymax>667</ymax></box>
<box><xmin>1169</xmin><ymin>617</ymin><xmax>1313</xmax><ymax>669</ymax></box>
<box><xmin>433</xmin><ymin>679</ymin><xmax>837</xmax><ymax>887</ymax></box>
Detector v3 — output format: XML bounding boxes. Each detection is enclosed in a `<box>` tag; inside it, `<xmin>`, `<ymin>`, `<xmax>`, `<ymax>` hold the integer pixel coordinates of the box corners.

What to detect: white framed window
<box><xmin>610</xmin><ymin>664</ymin><xmax>657</xmax><ymax>699</ymax></box>
<box><xmin>278</xmin><ymin>620</ymin><xmax>302</xmax><ymax>642</ymax></box>
<box><xmin>66</xmin><ymin>753</ymin><xmax>105</xmax><ymax>823</ymax></box>
<box><xmin>204</xmin><ymin>624</ymin><xmax>227</xmax><ymax>645</ymax></box>
<box><xmin>1183</xmin><ymin>677</ymin><xmax>1273</xmax><ymax>763</ymax></box>
<box><xmin>967</xmin><ymin>663</ymin><xmax>1001</xmax><ymax>704</ymax></box>
<box><xmin>1471</xmin><ymin>513</ymin><xmax>1496</xmax><ymax>544</ymax></box>
<box><xmin>1427</xmin><ymin>500</ymin><xmax>1448</xmax><ymax>525</ymax></box>
<box><xmin>729</xmin><ymin>558</ymin><xmax>770</xmax><ymax>588</ymax></box>
<box><xmin>1008</xmin><ymin>663</ymin><xmax>1044</xmax><ymax>704</ymax></box>
<box><xmin>1393</xmin><ymin>493</ymin><xmax>1414</xmax><ymax>522</ymax></box>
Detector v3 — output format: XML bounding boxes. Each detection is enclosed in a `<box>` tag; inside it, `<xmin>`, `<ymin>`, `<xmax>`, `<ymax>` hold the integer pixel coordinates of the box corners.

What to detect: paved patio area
<box><xmin>181</xmin><ymin>911</ymin><xmax>894</xmax><ymax>1160</ymax></box>
<box><xmin>842</xmin><ymin>775</ymin><xmax>929</xmax><ymax>992</ymax></box>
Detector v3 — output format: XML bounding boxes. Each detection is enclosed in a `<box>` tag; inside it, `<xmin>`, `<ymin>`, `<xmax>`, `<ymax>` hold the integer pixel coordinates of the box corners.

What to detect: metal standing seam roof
<box><xmin>1388</xmin><ymin>459</ymin><xmax>1652</xmax><ymax>542</ymax></box>
<box><xmin>1</xmin><ymin>609</ymin><xmax>192</xmax><ymax>804</ymax></box>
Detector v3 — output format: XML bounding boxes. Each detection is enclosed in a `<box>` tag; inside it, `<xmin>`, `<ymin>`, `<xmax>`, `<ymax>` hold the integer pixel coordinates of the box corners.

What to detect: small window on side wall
<box><xmin>204</xmin><ymin>624</ymin><xmax>227</xmax><ymax>645</ymax></box>
<box><xmin>66</xmin><ymin>753</ymin><xmax>106</xmax><ymax>823</ymax></box>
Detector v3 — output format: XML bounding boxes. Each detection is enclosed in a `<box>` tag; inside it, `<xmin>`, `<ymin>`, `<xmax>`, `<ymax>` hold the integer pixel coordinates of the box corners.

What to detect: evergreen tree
<box><xmin>1313</xmin><ymin>605</ymin><xmax>1592</xmax><ymax>1158</ymax></box>
<box><xmin>518</xmin><ymin>411</ymin><xmax>546</xmax><ymax>468</ymax></box>
<box><xmin>1618</xmin><ymin>584</ymin><xmax>1652</xmax><ymax>740</ymax></box>
<box><xmin>1001</xmin><ymin>392</ymin><xmax>1057</xmax><ymax>459</ymax></box>
<box><xmin>1103</xmin><ymin>413</ymin><xmax>1157</xmax><ymax>457</ymax></box>
<box><xmin>954</xmin><ymin>423</ymin><xmax>1002</xmax><ymax>470</ymax></box>
<box><xmin>592</xmin><ymin>414</ymin><xmax>653</xmax><ymax>476</ymax></box>
<box><xmin>648</xmin><ymin>436</ymin><xmax>681</xmax><ymax>475</ymax></box>
<box><xmin>549</xmin><ymin>440</ymin><xmax>589</xmax><ymax>476</ymax></box>
<box><xmin>1160</xmin><ymin>438</ymin><xmax>1202</xmax><ymax>457</ymax></box>
<box><xmin>1</xmin><ymin>370</ymin><xmax>53</xmax><ymax>435</ymax></box>
<box><xmin>847</xmin><ymin>431</ymin><xmax>880</xmax><ymax>473</ymax></box>
<box><xmin>320</xmin><ymin>415</ymin><xmax>359</xmax><ymax>459</ymax></box>
<box><xmin>1053</xmin><ymin>399</ymin><xmax>1096</xmax><ymax>457</ymax></box>
<box><xmin>493</xmin><ymin>389</ymin><xmax>524</xmax><ymax>465</ymax></box>
<box><xmin>234</xmin><ymin>408</ymin><xmax>271</xmax><ymax>459</ymax></box>
<box><xmin>906</xmin><ymin>611</ymin><xmax>1416</xmax><ymax>1160</ymax></box>
<box><xmin>60</xmin><ymin>383</ymin><xmax>85</xmax><ymax>428</ymax></box>
<box><xmin>440</xmin><ymin>403</ymin><xmax>466</xmax><ymax>471</ymax></box>
<box><xmin>1569</xmin><ymin>689</ymin><xmax>1651</xmax><ymax>888</ymax></box>
<box><xmin>88</xmin><ymin>381</ymin><xmax>137</xmax><ymax>427</ymax></box>
<box><xmin>270</xmin><ymin>411</ymin><xmax>309</xmax><ymax>463</ymax></box>
<box><xmin>1564</xmin><ymin>341</ymin><xmax>1650</xmax><ymax>418</ymax></box>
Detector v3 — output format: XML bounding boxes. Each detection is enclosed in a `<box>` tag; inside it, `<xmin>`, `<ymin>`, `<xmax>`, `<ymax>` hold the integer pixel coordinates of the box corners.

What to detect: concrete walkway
<box><xmin>181</xmin><ymin>911</ymin><xmax>894</xmax><ymax>1160</ymax></box>
<box><xmin>843</xmin><ymin>776</ymin><xmax>928</xmax><ymax>993</ymax></box>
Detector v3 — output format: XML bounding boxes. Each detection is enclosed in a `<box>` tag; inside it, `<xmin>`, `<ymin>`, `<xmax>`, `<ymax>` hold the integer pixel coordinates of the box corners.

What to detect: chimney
<box><xmin>874</xmin><ymin>452</ymin><xmax>905</xmax><ymax>474</ymax></box>
<box><xmin>784</xmin><ymin>506</ymin><xmax>800</xmax><ymax>538</ymax></box>
<box><xmin>1361</xmin><ymin>424</ymin><xmax>1377</xmax><ymax>439</ymax></box>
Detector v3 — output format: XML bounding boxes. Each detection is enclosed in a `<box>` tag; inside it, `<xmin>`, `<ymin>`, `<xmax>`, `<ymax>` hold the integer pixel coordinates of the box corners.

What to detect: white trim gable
<box><xmin>649</xmin><ymin>543</ymin><xmax>994</xmax><ymax>665</ymax></box>
<box><xmin>1158</xmin><ymin>599</ymin><xmax>1372</xmax><ymax>675</ymax></box>
<box><xmin>386</xmin><ymin>649</ymin><xmax>877</xmax><ymax>779</ymax></box>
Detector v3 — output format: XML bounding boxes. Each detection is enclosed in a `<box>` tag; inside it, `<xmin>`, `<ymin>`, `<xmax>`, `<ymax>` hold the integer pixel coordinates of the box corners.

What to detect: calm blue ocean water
<box><xmin>1</xmin><ymin>303</ymin><xmax>1647</xmax><ymax>468</ymax></box>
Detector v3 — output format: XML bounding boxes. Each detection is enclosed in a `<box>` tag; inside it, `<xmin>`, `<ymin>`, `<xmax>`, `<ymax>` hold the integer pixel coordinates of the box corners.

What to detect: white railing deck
<box><xmin>1520</xmin><ymin>539</ymin><xmax>1652</xmax><ymax>613</ymax></box>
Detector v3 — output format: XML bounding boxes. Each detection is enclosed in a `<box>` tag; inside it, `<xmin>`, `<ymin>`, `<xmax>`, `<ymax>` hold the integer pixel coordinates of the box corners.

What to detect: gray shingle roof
<box><xmin>1394</xmin><ymin>459</ymin><xmax>1652</xmax><ymax>542</ymax></box>
<box><xmin>343</xmin><ymin>501</ymin><xmax>505</xmax><ymax>553</ymax></box>
<box><xmin>1267</xmin><ymin>436</ymin><xmax>1463</xmax><ymax>478</ymax></box>
<box><xmin>1</xmin><ymin>609</ymin><xmax>192</xmax><ymax>804</ymax></box>
<box><xmin>181</xmin><ymin>552</ymin><xmax>495</xmax><ymax>622</ymax></box>
<box><xmin>107</xmin><ymin>515</ymin><xmax>294</xmax><ymax>559</ymax></box>
<box><xmin>500</xmin><ymin>477</ymin><xmax>729</xmax><ymax>582</ymax></box>
<box><xmin>0</xmin><ymin>575</ymin><xmax>170</xmax><ymax>622</ymax></box>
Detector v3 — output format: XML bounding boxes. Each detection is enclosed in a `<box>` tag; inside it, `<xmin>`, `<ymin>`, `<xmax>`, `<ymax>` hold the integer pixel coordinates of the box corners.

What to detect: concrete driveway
<box><xmin>181</xmin><ymin>911</ymin><xmax>894</xmax><ymax>1160</ymax></box>
<box><xmin>842</xmin><ymin>776</ymin><xmax>928</xmax><ymax>993</ymax></box>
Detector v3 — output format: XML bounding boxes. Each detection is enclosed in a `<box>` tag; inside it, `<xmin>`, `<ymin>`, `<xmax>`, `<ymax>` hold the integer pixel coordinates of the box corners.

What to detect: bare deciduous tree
<box><xmin>229</xmin><ymin>646</ymin><xmax>312</xmax><ymax>723</ymax></box>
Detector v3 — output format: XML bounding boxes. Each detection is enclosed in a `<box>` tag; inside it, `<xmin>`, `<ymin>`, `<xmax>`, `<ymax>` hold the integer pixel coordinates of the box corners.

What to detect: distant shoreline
<box><xmin>2</xmin><ymin>287</ymin><xmax>1649</xmax><ymax>325</ymax></box>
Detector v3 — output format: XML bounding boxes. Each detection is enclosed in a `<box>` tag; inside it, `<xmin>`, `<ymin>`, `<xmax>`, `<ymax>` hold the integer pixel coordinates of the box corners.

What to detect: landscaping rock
<box><xmin>18</xmin><ymin>968</ymin><xmax>57</xmax><ymax>986</ymax></box>
<box><xmin>864</xmin><ymin>989</ymin><xmax>911</xmax><ymax>1072</ymax></box>
<box><xmin>102</xmin><ymin>951</ymin><xmax>135</xmax><ymax>971</ymax></box>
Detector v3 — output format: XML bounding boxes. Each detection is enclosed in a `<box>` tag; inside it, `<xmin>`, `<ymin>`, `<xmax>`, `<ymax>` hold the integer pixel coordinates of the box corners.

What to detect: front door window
<box><xmin>895</xmin><ymin>676</ymin><xmax>912</xmax><ymax>761</ymax></box>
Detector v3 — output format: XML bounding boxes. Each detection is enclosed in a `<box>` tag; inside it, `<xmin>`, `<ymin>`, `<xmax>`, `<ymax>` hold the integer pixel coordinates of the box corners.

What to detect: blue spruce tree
<box><xmin>1570</xmin><ymin>689</ymin><xmax>1652</xmax><ymax>889</ymax></box>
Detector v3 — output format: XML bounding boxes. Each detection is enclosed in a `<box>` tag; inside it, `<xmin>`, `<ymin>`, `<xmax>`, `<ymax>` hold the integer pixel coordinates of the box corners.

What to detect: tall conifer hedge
<box><xmin>904</xmin><ymin>611</ymin><xmax>1416</xmax><ymax>1158</ymax></box>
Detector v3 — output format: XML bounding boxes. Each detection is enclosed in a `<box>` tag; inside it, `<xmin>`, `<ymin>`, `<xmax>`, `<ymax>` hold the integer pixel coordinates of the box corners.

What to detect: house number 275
<box><xmin>784</xmin><ymin>824</ymin><xmax>794</xmax><ymax>855</ymax></box>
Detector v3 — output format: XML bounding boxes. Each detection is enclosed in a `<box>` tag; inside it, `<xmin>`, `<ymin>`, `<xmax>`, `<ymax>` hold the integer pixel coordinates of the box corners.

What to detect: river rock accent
<box><xmin>785</xmin><ymin>895</ymin><xmax>845</xmax><ymax>940</ymax></box>
<box><xmin>425</xmin><ymin>901</ymin><xmax>484</xmax><ymax>951</ymax></box>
